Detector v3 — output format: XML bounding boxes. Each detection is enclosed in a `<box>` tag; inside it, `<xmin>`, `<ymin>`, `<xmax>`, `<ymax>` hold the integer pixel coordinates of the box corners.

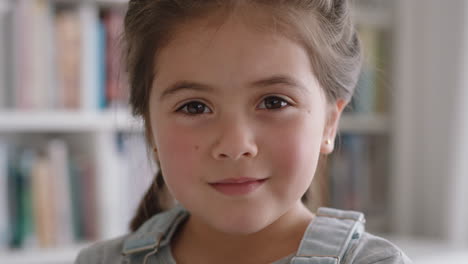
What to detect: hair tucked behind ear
<box><xmin>124</xmin><ymin>0</ymin><xmax>362</xmax><ymax>231</ymax></box>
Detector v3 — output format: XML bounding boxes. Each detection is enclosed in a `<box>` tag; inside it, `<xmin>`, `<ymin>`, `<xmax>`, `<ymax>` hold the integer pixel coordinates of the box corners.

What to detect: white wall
<box><xmin>392</xmin><ymin>0</ymin><xmax>468</xmax><ymax>245</ymax></box>
<box><xmin>447</xmin><ymin>0</ymin><xmax>468</xmax><ymax>246</ymax></box>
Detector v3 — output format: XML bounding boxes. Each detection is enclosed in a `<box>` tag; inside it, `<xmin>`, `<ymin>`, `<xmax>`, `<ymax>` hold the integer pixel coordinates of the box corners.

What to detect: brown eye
<box><xmin>177</xmin><ymin>101</ymin><xmax>211</xmax><ymax>115</ymax></box>
<box><xmin>259</xmin><ymin>96</ymin><xmax>290</xmax><ymax>110</ymax></box>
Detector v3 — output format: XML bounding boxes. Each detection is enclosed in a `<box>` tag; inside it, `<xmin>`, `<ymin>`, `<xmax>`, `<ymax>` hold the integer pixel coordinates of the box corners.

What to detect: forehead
<box><xmin>152</xmin><ymin>14</ymin><xmax>318</xmax><ymax>95</ymax></box>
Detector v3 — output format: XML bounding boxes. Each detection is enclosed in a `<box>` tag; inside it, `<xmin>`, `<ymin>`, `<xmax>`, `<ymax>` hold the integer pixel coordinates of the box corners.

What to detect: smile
<box><xmin>209</xmin><ymin>178</ymin><xmax>268</xmax><ymax>196</ymax></box>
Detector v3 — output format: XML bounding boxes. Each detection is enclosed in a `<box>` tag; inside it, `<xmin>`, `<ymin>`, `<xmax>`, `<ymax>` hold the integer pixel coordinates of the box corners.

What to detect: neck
<box><xmin>172</xmin><ymin>202</ymin><xmax>315</xmax><ymax>264</ymax></box>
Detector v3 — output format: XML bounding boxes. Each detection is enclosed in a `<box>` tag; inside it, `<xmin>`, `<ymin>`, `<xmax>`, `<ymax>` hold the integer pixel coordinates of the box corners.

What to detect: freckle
<box><xmin>195</xmin><ymin>145</ymin><xmax>199</xmax><ymax>150</ymax></box>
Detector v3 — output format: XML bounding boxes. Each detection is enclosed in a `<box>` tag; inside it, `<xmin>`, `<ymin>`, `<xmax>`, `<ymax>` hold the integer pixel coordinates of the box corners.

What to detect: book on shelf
<box><xmin>328</xmin><ymin>133</ymin><xmax>389</xmax><ymax>232</ymax></box>
<box><xmin>0</xmin><ymin>140</ymin><xmax>10</xmax><ymax>249</ymax></box>
<box><xmin>346</xmin><ymin>23</ymin><xmax>390</xmax><ymax>114</ymax></box>
<box><xmin>1</xmin><ymin>0</ymin><xmax>128</xmax><ymax>111</ymax></box>
<box><xmin>0</xmin><ymin>1</ymin><xmax>9</xmax><ymax>109</ymax></box>
<box><xmin>97</xmin><ymin>18</ymin><xmax>108</xmax><ymax>110</ymax></box>
<box><xmin>0</xmin><ymin>138</ymin><xmax>97</xmax><ymax>249</ymax></box>
<box><xmin>0</xmin><ymin>1</ymin><xmax>15</xmax><ymax>110</ymax></box>
<box><xmin>8</xmin><ymin>148</ymin><xmax>36</xmax><ymax>249</ymax></box>
<box><xmin>48</xmin><ymin>139</ymin><xmax>75</xmax><ymax>245</ymax></box>
<box><xmin>0</xmin><ymin>131</ymin><xmax>156</xmax><ymax>250</ymax></box>
<box><xmin>102</xmin><ymin>7</ymin><xmax>129</xmax><ymax>109</ymax></box>
<box><xmin>30</xmin><ymin>151</ymin><xmax>56</xmax><ymax>248</ymax></box>
<box><xmin>55</xmin><ymin>6</ymin><xmax>81</xmax><ymax>109</ymax></box>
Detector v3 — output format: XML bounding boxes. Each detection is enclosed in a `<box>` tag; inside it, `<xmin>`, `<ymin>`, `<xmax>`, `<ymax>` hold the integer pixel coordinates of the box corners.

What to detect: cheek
<box><xmin>154</xmin><ymin>121</ymin><xmax>203</xmax><ymax>191</ymax></box>
<box><xmin>264</xmin><ymin>113</ymin><xmax>323</xmax><ymax>184</ymax></box>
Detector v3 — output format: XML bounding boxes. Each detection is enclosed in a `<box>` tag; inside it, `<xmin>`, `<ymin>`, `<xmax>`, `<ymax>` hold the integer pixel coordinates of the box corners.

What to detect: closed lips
<box><xmin>210</xmin><ymin>177</ymin><xmax>267</xmax><ymax>184</ymax></box>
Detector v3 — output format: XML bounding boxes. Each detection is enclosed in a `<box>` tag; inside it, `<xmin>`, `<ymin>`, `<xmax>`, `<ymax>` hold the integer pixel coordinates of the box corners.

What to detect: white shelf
<box><xmin>0</xmin><ymin>109</ymin><xmax>142</xmax><ymax>133</ymax></box>
<box><xmin>339</xmin><ymin>113</ymin><xmax>389</xmax><ymax>134</ymax></box>
<box><xmin>0</xmin><ymin>111</ymin><xmax>388</xmax><ymax>134</ymax></box>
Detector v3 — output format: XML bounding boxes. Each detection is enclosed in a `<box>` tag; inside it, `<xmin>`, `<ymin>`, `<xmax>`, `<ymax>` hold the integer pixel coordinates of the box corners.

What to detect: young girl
<box><xmin>76</xmin><ymin>0</ymin><xmax>412</xmax><ymax>263</ymax></box>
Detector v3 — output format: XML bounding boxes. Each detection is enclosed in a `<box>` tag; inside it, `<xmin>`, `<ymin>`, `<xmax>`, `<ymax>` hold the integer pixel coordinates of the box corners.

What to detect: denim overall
<box><xmin>119</xmin><ymin>205</ymin><xmax>368</xmax><ymax>264</ymax></box>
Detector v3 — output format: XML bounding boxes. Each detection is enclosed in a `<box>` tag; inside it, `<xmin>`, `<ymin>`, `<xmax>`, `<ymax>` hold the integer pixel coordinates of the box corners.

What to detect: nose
<box><xmin>211</xmin><ymin>114</ymin><xmax>258</xmax><ymax>161</ymax></box>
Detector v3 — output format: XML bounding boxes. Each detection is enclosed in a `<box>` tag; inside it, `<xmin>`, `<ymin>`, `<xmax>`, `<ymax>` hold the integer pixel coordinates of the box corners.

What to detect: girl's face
<box><xmin>149</xmin><ymin>15</ymin><xmax>345</xmax><ymax>235</ymax></box>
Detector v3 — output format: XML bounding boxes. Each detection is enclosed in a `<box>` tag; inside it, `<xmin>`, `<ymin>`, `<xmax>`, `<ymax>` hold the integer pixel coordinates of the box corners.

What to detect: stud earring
<box><xmin>325</xmin><ymin>139</ymin><xmax>332</xmax><ymax>145</ymax></box>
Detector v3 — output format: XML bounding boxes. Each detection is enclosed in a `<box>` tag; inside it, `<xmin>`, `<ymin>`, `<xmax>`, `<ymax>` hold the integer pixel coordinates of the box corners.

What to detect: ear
<box><xmin>320</xmin><ymin>98</ymin><xmax>348</xmax><ymax>154</ymax></box>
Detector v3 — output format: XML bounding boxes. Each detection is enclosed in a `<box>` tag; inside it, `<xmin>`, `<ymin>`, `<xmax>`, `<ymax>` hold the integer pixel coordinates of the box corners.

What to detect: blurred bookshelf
<box><xmin>0</xmin><ymin>109</ymin><xmax>142</xmax><ymax>132</ymax></box>
<box><xmin>310</xmin><ymin>0</ymin><xmax>396</xmax><ymax>234</ymax></box>
<box><xmin>0</xmin><ymin>0</ymin><xmax>434</xmax><ymax>263</ymax></box>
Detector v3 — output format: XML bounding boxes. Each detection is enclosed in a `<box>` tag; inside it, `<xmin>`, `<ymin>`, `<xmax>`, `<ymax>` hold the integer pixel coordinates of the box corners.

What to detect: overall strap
<box><xmin>290</xmin><ymin>207</ymin><xmax>366</xmax><ymax>264</ymax></box>
<box><xmin>121</xmin><ymin>204</ymin><xmax>189</xmax><ymax>263</ymax></box>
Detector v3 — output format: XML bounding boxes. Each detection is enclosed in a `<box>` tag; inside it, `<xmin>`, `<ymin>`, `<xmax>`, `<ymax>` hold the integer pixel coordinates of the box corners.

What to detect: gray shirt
<box><xmin>75</xmin><ymin>205</ymin><xmax>412</xmax><ymax>264</ymax></box>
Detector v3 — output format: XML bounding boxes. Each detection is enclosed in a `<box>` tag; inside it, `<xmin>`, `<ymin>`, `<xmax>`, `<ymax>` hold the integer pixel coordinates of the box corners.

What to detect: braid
<box><xmin>129</xmin><ymin>169</ymin><xmax>169</xmax><ymax>232</ymax></box>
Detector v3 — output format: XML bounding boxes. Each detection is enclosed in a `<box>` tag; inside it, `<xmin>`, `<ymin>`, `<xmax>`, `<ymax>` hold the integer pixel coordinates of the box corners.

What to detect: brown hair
<box><xmin>124</xmin><ymin>0</ymin><xmax>362</xmax><ymax>232</ymax></box>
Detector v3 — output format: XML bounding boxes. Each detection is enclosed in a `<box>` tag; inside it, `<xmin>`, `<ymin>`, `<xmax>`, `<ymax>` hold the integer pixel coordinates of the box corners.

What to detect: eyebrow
<box><xmin>158</xmin><ymin>74</ymin><xmax>309</xmax><ymax>100</ymax></box>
